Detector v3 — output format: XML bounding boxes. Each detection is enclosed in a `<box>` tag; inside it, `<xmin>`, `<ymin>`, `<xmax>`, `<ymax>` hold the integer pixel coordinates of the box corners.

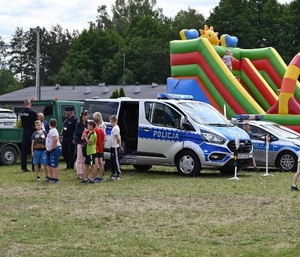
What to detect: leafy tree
<box><xmin>59</xmin><ymin>28</ymin><xmax>124</xmax><ymax>85</ymax></box>
<box><xmin>41</xmin><ymin>25</ymin><xmax>77</xmax><ymax>85</ymax></box>
<box><xmin>248</xmin><ymin>0</ymin><xmax>284</xmax><ymax>49</ymax></box>
<box><xmin>8</xmin><ymin>27</ymin><xmax>27</xmax><ymax>84</ymax></box>
<box><xmin>0</xmin><ymin>37</ymin><xmax>8</xmax><ymax>69</ymax></box>
<box><xmin>207</xmin><ymin>0</ymin><xmax>256</xmax><ymax>48</ymax></box>
<box><xmin>125</xmin><ymin>15</ymin><xmax>170</xmax><ymax>84</ymax></box>
<box><xmin>110</xmin><ymin>89</ymin><xmax>120</xmax><ymax>98</ymax></box>
<box><xmin>0</xmin><ymin>69</ymin><xmax>22</xmax><ymax>95</ymax></box>
<box><xmin>8</xmin><ymin>26</ymin><xmax>76</xmax><ymax>87</ymax></box>
<box><xmin>109</xmin><ymin>87</ymin><xmax>126</xmax><ymax>98</ymax></box>
<box><xmin>279</xmin><ymin>0</ymin><xmax>300</xmax><ymax>63</ymax></box>
<box><xmin>93</xmin><ymin>5</ymin><xmax>114</xmax><ymax>30</ymax></box>
<box><xmin>119</xmin><ymin>87</ymin><xmax>126</xmax><ymax>97</ymax></box>
<box><xmin>171</xmin><ymin>8</ymin><xmax>206</xmax><ymax>40</ymax></box>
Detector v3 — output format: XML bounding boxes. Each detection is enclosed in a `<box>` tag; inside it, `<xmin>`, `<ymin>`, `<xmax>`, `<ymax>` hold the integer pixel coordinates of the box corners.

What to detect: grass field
<box><xmin>0</xmin><ymin>163</ymin><xmax>300</xmax><ymax>257</ymax></box>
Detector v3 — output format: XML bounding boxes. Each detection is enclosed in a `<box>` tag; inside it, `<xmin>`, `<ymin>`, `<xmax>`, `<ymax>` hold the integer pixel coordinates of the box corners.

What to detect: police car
<box><xmin>234</xmin><ymin>115</ymin><xmax>300</xmax><ymax>172</ymax></box>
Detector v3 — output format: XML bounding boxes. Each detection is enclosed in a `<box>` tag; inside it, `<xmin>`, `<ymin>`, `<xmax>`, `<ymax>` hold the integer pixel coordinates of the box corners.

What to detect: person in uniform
<box><xmin>61</xmin><ymin>106</ymin><xmax>77</xmax><ymax>169</ymax></box>
<box><xmin>19</xmin><ymin>99</ymin><xmax>38</xmax><ymax>172</ymax></box>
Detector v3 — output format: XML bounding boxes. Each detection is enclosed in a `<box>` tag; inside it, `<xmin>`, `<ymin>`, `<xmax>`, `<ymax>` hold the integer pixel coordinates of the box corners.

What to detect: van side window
<box><xmin>145</xmin><ymin>102</ymin><xmax>181</xmax><ymax>128</ymax></box>
<box><xmin>84</xmin><ymin>102</ymin><xmax>119</xmax><ymax>122</ymax></box>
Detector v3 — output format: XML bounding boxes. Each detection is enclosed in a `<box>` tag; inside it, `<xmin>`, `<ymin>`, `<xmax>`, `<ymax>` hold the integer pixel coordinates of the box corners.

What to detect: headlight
<box><xmin>202</xmin><ymin>132</ymin><xmax>226</xmax><ymax>144</ymax></box>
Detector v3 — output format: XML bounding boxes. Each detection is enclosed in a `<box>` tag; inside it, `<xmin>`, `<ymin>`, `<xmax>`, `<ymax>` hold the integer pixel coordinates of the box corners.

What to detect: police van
<box><xmin>83</xmin><ymin>94</ymin><xmax>253</xmax><ymax>176</ymax></box>
<box><xmin>0</xmin><ymin>108</ymin><xmax>17</xmax><ymax>128</ymax></box>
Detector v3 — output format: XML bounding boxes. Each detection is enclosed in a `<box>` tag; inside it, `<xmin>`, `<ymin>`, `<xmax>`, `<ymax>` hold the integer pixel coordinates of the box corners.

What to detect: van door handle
<box><xmin>141</xmin><ymin>126</ymin><xmax>151</xmax><ymax>131</ymax></box>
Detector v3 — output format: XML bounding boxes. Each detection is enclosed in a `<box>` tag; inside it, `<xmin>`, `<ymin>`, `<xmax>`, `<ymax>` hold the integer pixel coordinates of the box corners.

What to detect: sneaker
<box><xmin>291</xmin><ymin>185</ymin><xmax>299</xmax><ymax>191</ymax></box>
<box><xmin>80</xmin><ymin>179</ymin><xmax>89</xmax><ymax>183</ymax></box>
<box><xmin>88</xmin><ymin>178</ymin><xmax>95</xmax><ymax>183</ymax></box>
<box><xmin>36</xmin><ymin>176</ymin><xmax>41</xmax><ymax>181</ymax></box>
<box><xmin>98</xmin><ymin>177</ymin><xmax>104</xmax><ymax>182</ymax></box>
<box><xmin>52</xmin><ymin>179</ymin><xmax>60</xmax><ymax>184</ymax></box>
<box><xmin>45</xmin><ymin>176</ymin><xmax>52</xmax><ymax>182</ymax></box>
<box><xmin>115</xmin><ymin>176</ymin><xmax>122</xmax><ymax>180</ymax></box>
<box><xmin>110</xmin><ymin>175</ymin><xmax>116</xmax><ymax>180</ymax></box>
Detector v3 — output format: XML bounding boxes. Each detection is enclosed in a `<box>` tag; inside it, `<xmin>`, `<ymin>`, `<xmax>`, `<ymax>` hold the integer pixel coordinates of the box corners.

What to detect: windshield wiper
<box><xmin>208</xmin><ymin>123</ymin><xmax>228</xmax><ymax>127</ymax></box>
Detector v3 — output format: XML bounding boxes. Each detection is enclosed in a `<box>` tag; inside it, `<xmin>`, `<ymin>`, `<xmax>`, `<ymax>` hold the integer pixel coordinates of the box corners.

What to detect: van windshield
<box><xmin>178</xmin><ymin>101</ymin><xmax>231</xmax><ymax>126</ymax></box>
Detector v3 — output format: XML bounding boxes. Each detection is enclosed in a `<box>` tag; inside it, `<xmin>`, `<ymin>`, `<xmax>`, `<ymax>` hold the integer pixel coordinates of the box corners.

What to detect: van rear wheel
<box><xmin>176</xmin><ymin>150</ymin><xmax>200</xmax><ymax>176</ymax></box>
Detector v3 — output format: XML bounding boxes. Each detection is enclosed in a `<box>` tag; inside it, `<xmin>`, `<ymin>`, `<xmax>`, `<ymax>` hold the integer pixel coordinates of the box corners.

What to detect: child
<box><xmin>74</xmin><ymin>110</ymin><xmax>90</xmax><ymax>180</ymax></box>
<box><xmin>93</xmin><ymin>112</ymin><xmax>106</xmax><ymax>182</ymax></box>
<box><xmin>222</xmin><ymin>49</ymin><xmax>237</xmax><ymax>71</ymax></box>
<box><xmin>109</xmin><ymin>115</ymin><xmax>122</xmax><ymax>180</ymax></box>
<box><xmin>31</xmin><ymin>120</ymin><xmax>48</xmax><ymax>181</ymax></box>
<box><xmin>45</xmin><ymin>118</ymin><xmax>62</xmax><ymax>183</ymax></box>
<box><xmin>81</xmin><ymin>120</ymin><xmax>97</xmax><ymax>183</ymax></box>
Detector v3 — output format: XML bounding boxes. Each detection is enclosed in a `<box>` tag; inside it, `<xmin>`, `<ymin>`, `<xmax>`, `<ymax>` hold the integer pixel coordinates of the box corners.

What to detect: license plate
<box><xmin>238</xmin><ymin>153</ymin><xmax>249</xmax><ymax>159</ymax></box>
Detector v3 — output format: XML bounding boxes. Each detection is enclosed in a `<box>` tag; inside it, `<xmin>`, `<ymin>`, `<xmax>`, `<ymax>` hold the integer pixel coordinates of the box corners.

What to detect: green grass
<box><xmin>0</xmin><ymin>164</ymin><xmax>300</xmax><ymax>257</ymax></box>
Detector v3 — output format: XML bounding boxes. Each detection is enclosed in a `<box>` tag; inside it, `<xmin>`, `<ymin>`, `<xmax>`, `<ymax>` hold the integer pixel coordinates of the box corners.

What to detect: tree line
<box><xmin>0</xmin><ymin>0</ymin><xmax>299</xmax><ymax>95</ymax></box>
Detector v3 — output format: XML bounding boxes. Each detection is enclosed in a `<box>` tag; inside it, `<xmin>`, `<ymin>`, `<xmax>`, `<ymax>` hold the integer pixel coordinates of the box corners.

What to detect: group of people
<box><xmin>19</xmin><ymin>99</ymin><xmax>123</xmax><ymax>183</ymax></box>
<box><xmin>20</xmin><ymin>99</ymin><xmax>62</xmax><ymax>183</ymax></box>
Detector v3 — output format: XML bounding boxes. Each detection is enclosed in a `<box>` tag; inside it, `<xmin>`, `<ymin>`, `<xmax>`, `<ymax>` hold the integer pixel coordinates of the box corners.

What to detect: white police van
<box><xmin>0</xmin><ymin>108</ymin><xmax>17</xmax><ymax>128</ymax></box>
<box><xmin>83</xmin><ymin>94</ymin><xmax>253</xmax><ymax>176</ymax></box>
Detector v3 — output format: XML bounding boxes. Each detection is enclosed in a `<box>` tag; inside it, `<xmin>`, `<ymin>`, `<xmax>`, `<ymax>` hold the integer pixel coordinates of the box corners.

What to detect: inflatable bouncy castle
<box><xmin>168</xmin><ymin>25</ymin><xmax>300</xmax><ymax>132</ymax></box>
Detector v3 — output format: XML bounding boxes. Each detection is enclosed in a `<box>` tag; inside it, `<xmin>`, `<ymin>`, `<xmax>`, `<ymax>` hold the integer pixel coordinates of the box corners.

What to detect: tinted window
<box><xmin>145</xmin><ymin>102</ymin><xmax>181</xmax><ymax>128</ymax></box>
<box><xmin>84</xmin><ymin>101</ymin><xmax>119</xmax><ymax>121</ymax></box>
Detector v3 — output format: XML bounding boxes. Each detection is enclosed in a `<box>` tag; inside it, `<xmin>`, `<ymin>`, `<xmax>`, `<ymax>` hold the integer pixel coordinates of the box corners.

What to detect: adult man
<box><xmin>19</xmin><ymin>99</ymin><xmax>38</xmax><ymax>172</ymax></box>
<box><xmin>61</xmin><ymin>106</ymin><xmax>77</xmax><ymax>169</ymax></box>
<box><xmin>38</xmin><ymin>113</ymin><xmax>49</xmax><ymax>133</ymax></box>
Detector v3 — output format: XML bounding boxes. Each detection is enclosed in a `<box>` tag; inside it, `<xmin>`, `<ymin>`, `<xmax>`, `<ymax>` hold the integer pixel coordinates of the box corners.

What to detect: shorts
<box><xmin>33</xmin><ymin>150</ymin><xmax>46</xmax><ymax>165</ymax></box>
<box><xmin>85</xmin><ymin>153</ymin><xmax>97</xmax><ymax>165</ymax></box>
<box><xmin>45</xmin><ymin>147</ymin><xmax>62</xmax><ymax>168</ymax></box>
<box><xmin>96</xmin><ymin>152</ymin><xmax>103</xmax><ymax>158</ymax></box>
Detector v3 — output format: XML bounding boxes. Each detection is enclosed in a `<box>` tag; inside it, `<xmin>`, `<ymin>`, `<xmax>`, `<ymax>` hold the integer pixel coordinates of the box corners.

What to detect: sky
<box><xmin>0</xmin><ymin>0</ymin><xmax>292</xmax><ymax>42</ymax></box>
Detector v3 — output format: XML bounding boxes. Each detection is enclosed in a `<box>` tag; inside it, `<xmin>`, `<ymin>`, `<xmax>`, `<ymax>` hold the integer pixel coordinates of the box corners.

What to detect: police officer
<box><xmin>61</xmin><ymin>106</ymin><xmax>77</xmax><ymax>169</ymax></box>
<box><xmin>19</xmin><ymin>99</ymin><xmax>38</xmax><ymax>172</ymax></box>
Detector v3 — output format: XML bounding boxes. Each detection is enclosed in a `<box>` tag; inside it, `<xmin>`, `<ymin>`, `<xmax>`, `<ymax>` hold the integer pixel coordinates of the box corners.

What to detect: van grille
<box><xmin>227</xmin><ymin>140</ymin><xmax>252</xmax><ymax>153</ymax></box>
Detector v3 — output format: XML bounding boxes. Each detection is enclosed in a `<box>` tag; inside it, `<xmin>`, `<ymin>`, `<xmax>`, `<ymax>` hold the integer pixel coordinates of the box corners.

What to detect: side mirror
<box><xmin>180</xmin><ymin>116</ymin><xmax>186</xmax><ymax>128</ymax></box>
<box><xmin>231</xmin><ymin>118</ymin><xmax>238</xmax><ymax>125</ymax></box>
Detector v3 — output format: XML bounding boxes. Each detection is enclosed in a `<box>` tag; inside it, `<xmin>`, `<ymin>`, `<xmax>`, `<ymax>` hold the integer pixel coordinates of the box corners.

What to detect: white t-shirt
<box><xmin>110</xmin><ymin>125</ymin><xmax>120</xmax><ymax>148</ymax></box>
<box><xmin>99</xmin><ymin>122</ymin><xmax>106</xmax><ymax>135</ymax></box>
<box><xmin>46</xmin><ymin>128</ymin><xmax>61</xmax><ymax>150</ymax></box>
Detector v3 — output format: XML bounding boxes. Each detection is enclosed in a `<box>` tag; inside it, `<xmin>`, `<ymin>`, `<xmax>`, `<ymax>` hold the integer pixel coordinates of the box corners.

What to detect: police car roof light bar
<box><xmin>234</xmin><ymin>114</ymin><xmax>263</xmax><ymax>121</ymax></box>
<box><xmin>157</xmin><ymin>93</ymin><xmax>194</xmax><ymax>100</ymax></box>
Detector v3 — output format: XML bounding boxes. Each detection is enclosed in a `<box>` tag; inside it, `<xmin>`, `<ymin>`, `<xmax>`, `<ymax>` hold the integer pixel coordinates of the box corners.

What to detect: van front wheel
<box><xmin>176</xmin><ymin>150</ymin><xmax>201</xmax><ymax>176</ymax></box>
